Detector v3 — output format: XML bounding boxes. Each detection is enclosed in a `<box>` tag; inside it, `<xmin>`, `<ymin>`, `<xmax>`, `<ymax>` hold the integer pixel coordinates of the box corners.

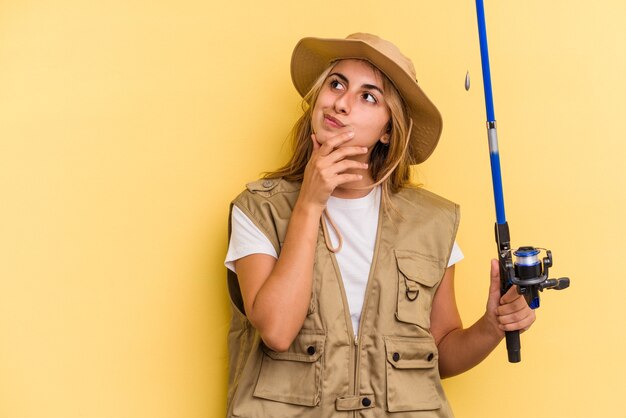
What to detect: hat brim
<box><xmin>291</xmin><ymin>36</ymin><xmax>442</xmax><ymax>165</ymax></box>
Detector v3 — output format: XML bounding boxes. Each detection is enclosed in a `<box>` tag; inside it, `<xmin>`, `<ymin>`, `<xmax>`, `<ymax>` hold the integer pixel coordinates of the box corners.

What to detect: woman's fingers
<box><xmin>326</xmin><ymin>146</ymin><xmax>369</xmax><ymax>163</ymax></box>
<box><xmin>500</xmin><ymin>284</ymin><xmax>524</xmax><ymax>304</ymax></box>
<box><xmin>312</xmin><ymin>160</ymin><xmax>367</xmax><ymax>188</ymax></box>
<box><xmin>301</xmin><ymin>130</ymin><xmax>369</xmax><ymax>206</ymax></box>
<box><xmin>483</xmin><ymin>260</ymin><xmax>537</xmax><ymax>335</ymax></box>
<box><xmin>309</xmin><ymin>130</ymin><xmax>368</xmax><ymax>177</ymax></box>
<box><xmin>496</xmin><ymin>288</ymin><xmax>536</xmax><ymax>332</ymax></box>
<box><xmin>498</xmin><ymin>310</ymin><xmax>536</xmax><ymax>332</ymax></box>
<box><xmin>317</xmin><ymin>130</ymin><xmax>355</xmax><ymax>156</ymax></box>
<box><xmin>328</xmin><ymin>159</ymin><xmax>368</xmax><ymax>174</ymax></box>
<box><xmin>333</xmin><ymin>173</ymin><xmax>364</xmax><ymax>186</ymax></box>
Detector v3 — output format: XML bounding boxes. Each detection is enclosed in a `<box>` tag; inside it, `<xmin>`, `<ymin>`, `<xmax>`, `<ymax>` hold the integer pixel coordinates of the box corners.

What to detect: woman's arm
<box><xmin>430</xmin><ymin>260</ymin><xmax>536</xmax><ymax>378</ymax></box>
<box><xmin>234</xmin><ymin>202</ymin><xmax>322</xmax><ymax>352</ymax></box>
<box><xmin>234</xmin><ymin>131</ymin><xmax>367</xmax><ymax>352</ymax></box>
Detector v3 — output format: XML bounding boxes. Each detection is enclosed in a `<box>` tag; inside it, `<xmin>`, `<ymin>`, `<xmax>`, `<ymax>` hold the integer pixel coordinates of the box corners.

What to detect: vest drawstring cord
<box><xmin>322</xmin><ymin>209</ymin><xmax>343</xmax><ymax>253</ymax></box>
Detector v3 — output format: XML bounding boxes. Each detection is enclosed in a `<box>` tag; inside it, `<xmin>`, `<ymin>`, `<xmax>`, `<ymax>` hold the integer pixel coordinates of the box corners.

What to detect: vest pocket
<box><xmin>253</xmin><ymin>332</ymin><xmax>325</xmax><ymax>406</ymax></box>
<box><xmin>394</xmin><ymin>250</ymin><xmax>443</xmax><ymax>329</ymax></box>
<box><xmin>384</xmin><ymin>336</ymin><xmax>442</xmax><ymax>412</ymax></box>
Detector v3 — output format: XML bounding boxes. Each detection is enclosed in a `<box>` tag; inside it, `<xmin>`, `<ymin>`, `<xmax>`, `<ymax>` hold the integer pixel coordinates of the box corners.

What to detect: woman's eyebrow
<box><xmin>329</xmin><ymin>72</ymin><xmax>349</xmax><ymax>84</ymax></box>
<box><xmin>329</xmin><ymin>72</ymin><xmax>384</xmax><ymax>95</ymax></box>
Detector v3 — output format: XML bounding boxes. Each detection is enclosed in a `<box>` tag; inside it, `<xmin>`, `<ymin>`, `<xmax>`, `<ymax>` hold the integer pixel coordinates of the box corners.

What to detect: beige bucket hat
<box><xmin>290</xmin><ymin>33</ymin><xmax>443</xmax><ymax>164</ymax></box>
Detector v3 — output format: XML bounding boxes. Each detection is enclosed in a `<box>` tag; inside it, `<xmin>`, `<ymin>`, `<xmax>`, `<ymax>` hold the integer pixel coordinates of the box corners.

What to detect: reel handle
<box><xmin>541</xmin><ymin>277</ymin><xmax>570</xmax><ymax>290</ymax></box>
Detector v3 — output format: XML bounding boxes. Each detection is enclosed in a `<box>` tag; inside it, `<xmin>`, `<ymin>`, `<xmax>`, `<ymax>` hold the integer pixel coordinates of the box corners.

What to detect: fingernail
<box><xmin>362</xmin><ymin>147</ymin><xmax>368</xmax><ymax>152</ymax></box>
<box><xmin>347</xmin><ymin>131</ymin><xmax>354</xmax><ymax>137</ymax></box>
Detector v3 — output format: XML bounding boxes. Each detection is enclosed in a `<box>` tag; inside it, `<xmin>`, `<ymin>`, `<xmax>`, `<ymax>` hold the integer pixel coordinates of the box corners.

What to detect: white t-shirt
<box><xmin>225</xmin><ymin>186</ymin><xmax>463</xmax><ymax>334</ymax></box>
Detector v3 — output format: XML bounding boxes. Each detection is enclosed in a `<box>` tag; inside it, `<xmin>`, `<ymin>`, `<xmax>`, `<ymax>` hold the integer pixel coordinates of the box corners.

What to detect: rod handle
<box><xmin>495</xmin><ymin>222</ymin><xmax>520</xmax><ymax>363</ymax></box>
<box><xmin>505</xmin><ymin>330</ymin><xmax>521</xmax><ymax>363</ymax></box>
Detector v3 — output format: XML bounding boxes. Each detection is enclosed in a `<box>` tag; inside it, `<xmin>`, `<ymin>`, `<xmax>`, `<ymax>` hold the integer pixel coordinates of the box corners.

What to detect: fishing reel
<box><xmin>503</xmin><ymin>246</ymin><xmax>570</xmax><ymax>309</ymax></box>
<box><xmin>495</xmin><ymin>224</ymin><xmax>571</xmax><ymax>362</ymax></box>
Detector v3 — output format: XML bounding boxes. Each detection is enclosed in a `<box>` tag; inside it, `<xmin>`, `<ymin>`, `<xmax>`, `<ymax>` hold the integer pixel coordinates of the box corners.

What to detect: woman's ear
<box><xmin>380</xmin><ymin>120</ymin><xmax>391</xmax><ymax>144</ymax></box>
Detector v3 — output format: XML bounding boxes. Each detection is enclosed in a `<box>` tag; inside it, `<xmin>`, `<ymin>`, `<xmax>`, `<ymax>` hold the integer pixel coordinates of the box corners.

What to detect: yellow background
<box><xmin>1</xmin><ymin>1</ymin><xmax>624</xmax><ymax>417</ymax></box>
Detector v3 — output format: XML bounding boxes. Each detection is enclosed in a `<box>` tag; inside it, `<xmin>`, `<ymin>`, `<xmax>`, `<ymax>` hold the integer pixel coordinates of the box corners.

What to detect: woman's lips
<box><xmin>324</xmin><ymin>114</ymin><xmax>345</xmax><ymax>128</ymax></box>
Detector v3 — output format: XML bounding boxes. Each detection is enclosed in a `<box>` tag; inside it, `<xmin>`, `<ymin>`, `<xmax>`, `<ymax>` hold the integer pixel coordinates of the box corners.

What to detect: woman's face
<box><xmin>311</xmin><ymin>59</ymin><xmax>391</xmax><ymax>155</ymax></box>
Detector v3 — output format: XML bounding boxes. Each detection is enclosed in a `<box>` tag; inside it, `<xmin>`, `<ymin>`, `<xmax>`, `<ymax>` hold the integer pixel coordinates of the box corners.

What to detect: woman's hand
<box><xmin>234</xmin><ymin>130</ymin><xmax>368</xmax><ymax>352</ymax></box>
<box><xmin>485</xmin><ymin>259</ymin><xmax>537</xmax><ymax>336</ymax></box>
<box><xmin>298</xmin><ymin>131</ymin><xmax>369</xmax><ymax>209</ymax></box>
<box><xmin>432</xmin><ymin>260</ymin><xmax>537</xmax><ymax>378</ymax></box>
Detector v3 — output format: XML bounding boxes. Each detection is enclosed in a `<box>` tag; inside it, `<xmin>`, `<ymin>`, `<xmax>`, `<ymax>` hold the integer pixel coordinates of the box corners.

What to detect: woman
<box><xmin>224</xmin><ymin>33</ymin><xmax>535</xmax><ymax>417</ymax></box>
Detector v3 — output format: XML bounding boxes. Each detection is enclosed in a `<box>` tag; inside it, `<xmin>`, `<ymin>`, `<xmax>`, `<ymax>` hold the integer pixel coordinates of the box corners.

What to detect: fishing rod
<box><xmin>474</xmin><ymin>0</ymin><xmax>570</xmax><ymax>363</ymax></box>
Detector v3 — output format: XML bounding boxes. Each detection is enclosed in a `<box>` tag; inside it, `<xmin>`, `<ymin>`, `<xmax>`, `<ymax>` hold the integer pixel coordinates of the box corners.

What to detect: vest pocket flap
<box><xmin>394</xmin><ymin>250</ymin><xmax>441</xmax><ymax>288</ymax></box>
<box><xmin>384</xmin><ymin>336</ymin><xmax>438</xmax><ymax>370</ymax></box>
<box><xmin>262</xmin><ymin>333</ymin><xmax>325</xmax><ymax>362</ymax></box>
<box><xmin>254</xmin><ymin>332</ymin><xmax>325</xmax><ymax>407</ymax></box>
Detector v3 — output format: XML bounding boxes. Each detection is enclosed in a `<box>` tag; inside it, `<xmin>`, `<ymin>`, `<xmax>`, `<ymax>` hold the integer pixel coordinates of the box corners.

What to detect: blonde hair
<box><xmin>265</xmin><ymin>59</ymin><xmax>416</xmax><ymax>211</ymax></box>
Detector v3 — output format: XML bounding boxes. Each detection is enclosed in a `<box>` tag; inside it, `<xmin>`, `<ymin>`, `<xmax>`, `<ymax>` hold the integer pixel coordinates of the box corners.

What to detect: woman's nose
<box><xmin>333</xmin><ymin>92</ymin><xmax>351</xmax><ymax>114</ymax></box>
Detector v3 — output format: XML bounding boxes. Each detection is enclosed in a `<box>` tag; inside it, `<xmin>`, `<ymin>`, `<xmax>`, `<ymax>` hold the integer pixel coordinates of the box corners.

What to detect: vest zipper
<box><xmin>326</xmin><ymin>200</ymin><xmax>384</xmax><ymax>417</ymax></box>
<box><xmin>352</xmin><ymin>205</ymin><xmax>383</xmax><ymax>416</ymax></box>
<box><xmin>326</xmin><ymin>239</ymin><xmax>359</xmax><ymax>405</ymax></box>
<box><xmin>353</xmin><ymin>335</ymin><xmax>360</xmax><ymax>418</ymax></box>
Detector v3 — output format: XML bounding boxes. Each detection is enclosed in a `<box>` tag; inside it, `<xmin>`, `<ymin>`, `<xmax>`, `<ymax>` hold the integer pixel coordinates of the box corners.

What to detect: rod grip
<box><xmin>505</xmin><ymin>330</ymin><xmax>521</xmax><ymax>363</ymax></box>
<box><xmin>495</xmin><ymin>222</ymin><xmax>521</xmax><ymax>363</ymax></box>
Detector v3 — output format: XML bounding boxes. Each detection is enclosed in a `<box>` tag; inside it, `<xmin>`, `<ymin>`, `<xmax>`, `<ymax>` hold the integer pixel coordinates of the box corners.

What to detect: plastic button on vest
<box><xmin>307</xmin><ymin>346</ymin><xmax>316</xmax><ymax>355</ymax></box>
<box><xmin>392</xmin><ymin>352</ymin><xmax>400</xmax><ymax>362</ymax></box>
<box><xmin>362</xmin><ymin>397</ymin><xmax>372</xmax><ymax>407</ymax></box>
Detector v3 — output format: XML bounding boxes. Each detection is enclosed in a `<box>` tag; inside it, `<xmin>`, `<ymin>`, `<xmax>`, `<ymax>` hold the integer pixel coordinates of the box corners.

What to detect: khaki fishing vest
<box><xmin>226</xmin><ymin>178</ymin><xmax>460</xmax><ymax>418</ymax></box>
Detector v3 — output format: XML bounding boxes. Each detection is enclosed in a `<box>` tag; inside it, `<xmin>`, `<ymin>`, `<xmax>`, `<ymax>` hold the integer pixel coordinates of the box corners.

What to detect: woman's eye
<box><xmin>363</xmin><ymin>92</ymin><xmax>377</xmax><ymax>103</ymax></box>
<box><xmin>330</xmin><ymin>79</ymin><xmax>344</xmax><ymax>90</ymax></box>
